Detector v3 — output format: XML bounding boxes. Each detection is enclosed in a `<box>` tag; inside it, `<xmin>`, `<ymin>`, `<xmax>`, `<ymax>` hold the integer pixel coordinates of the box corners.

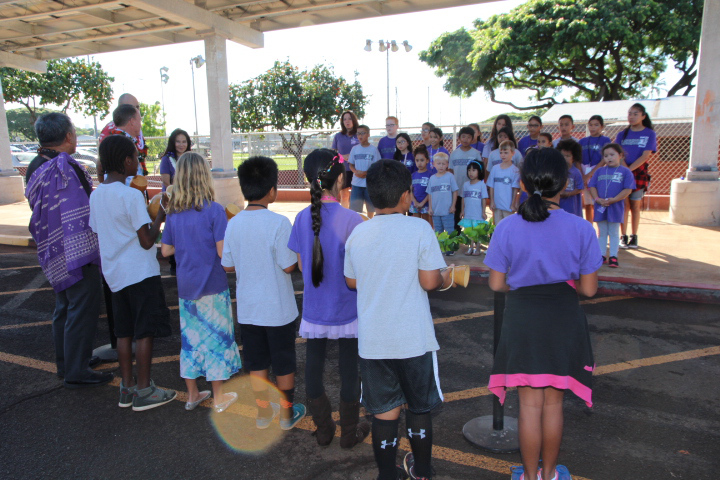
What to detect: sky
<box><xmin>5</xmin><ymin>0</ymin><xmax>684</xmax><ymax>136</ymax></box>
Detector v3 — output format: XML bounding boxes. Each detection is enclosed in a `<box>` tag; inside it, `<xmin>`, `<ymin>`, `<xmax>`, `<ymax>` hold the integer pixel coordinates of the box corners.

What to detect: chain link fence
<box><xmin>13</xmin><ymin>121</ymin><xmax>719</xmax><ymax>198</ymax></box>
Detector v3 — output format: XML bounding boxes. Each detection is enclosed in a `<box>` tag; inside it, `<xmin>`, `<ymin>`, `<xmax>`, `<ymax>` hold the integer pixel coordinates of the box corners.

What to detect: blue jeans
<box><xmin>433</xmin><ymin>214</ymin><xmax>454</xmax><ymax>233</ymax></box>
<box><xmin>597</xmin><ymin>221</ymin><xmax>621</xmax><ymax>257</ymax></box>
<box><xmin>350</xmin><ymin>185</ymin><xmax>375</xmax><ymax>213</ymax></box>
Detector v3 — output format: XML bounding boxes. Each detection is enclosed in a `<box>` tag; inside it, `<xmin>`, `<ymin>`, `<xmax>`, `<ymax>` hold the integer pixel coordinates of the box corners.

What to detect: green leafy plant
<box><xmin>436</xmin><ymin>220</ymin><xmax>496</xmax><ymax>253</ymax></box>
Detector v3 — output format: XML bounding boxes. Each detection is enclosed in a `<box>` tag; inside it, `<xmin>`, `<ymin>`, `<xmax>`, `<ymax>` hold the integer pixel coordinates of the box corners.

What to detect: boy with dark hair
<box><xmin>553</xmin><ymin>115</ymin><xmax>577</xmax><ymax>147</ymax></box>
<box><xmin>344</xmin><ymin>160</ymin><xmax>452</xmax><ymax>480</ymax></box>
<box><xmin>90</xmin><ymin>134</ymin><xmax>174</xmax><ymax>410</ymax></box>
<box><xmin>349</xmin><ymin>125</ymin><xmax>382</xmax><ymax>218</ymax></box>
<box><xmin>450</xmin><ymin>127</ymin><xmax>483</xmax><ymax>231</ymax></box>
<box><xmin>222</xmin><ymin>156</ymin><xmax>306</xmax><ymax>430</ymax></box>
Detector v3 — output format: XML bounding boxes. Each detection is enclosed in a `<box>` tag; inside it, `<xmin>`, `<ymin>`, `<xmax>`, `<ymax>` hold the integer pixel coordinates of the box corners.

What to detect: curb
<box><xmin>468</xmin><ymin>267</ymin><xmax>720</xmax><ymax>305</ymax></box>
<box><xmin>0</xmin><ymin>234</ymin><xmax>34</xmax><ymax>248</ymax></box>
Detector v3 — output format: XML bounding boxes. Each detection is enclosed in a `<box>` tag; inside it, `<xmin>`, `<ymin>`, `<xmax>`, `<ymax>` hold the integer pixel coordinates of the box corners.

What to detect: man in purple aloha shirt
<box><xmin>25</xmin><ymin>113</ymin><xmax>113</xmax><ymax>389</ymax></box>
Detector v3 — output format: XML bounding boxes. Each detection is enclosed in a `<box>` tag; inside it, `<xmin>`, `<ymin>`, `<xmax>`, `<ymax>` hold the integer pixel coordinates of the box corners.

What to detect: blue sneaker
<box><xmin>510</xmin><ymin>466</ymin><xmax>525</xmax><ymax>480</ymax></box>
<box><xmin>555</xmin><ymin>465</ymin><xmax>571</xmax><ymax>480</ymax></box>
<box><xmin>256</xmin><ymin>402</ymin><xmax>280</xmax><ymax>429</ymax></box>
<box><xmin>279</xmin><ymin>403</ymin><xmax>306</xmax><ymax>430</ymax></box>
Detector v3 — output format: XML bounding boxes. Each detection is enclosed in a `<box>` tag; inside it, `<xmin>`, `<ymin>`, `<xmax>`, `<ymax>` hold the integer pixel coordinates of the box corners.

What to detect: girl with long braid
<box><xmin>288</xmin><ymin>148</ymin><xmax>370</xmax><ymax>448</ymax></box>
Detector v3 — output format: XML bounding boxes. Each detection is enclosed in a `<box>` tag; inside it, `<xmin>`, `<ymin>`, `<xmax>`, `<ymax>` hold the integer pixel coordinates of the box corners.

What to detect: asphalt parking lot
<box><xmin>1</xmin><ymin>243</ymin><xmax>718</xmax><ymax>479</ymax></box>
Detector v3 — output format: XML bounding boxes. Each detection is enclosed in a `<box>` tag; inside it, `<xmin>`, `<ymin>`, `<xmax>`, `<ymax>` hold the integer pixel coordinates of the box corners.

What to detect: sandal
<box><xmin>465</xmin><ymin>247</ymin><xmax>474</xmax><ymax>256</ymax></box>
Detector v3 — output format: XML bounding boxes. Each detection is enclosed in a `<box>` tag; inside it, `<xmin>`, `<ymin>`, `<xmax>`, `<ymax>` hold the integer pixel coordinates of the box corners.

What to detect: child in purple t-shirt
<box><xmin>557</xmin><ymin>139</ymin><xmax>584</xmax><ymax>217</ymax></box>
<box><xmin>161</xmin><ymin>152</ymin><xmax>242</xmax><ymax>413</ymax></box>
<box><xmin>426</xmin><ymin>127</ymin><xmax>449</xmax><ymax>170</ymax></box>
<box><xmin>410</xmin><ymin>146</ymin><xmax>432</xmax><ymax>224</ymax></box>
<box><xmin>579</xmin><ymin>115</ymin><xmax>612</xmax><ymax>222</ymax></box>
<box><xmin>485</xmin><ymin>147</ymin><xmax>601</xmax><ymax>480</ymax></box>
<box><xmin>588</xmin><ymin>144</ymin><xmax>635</xmax><ymax>268</ymax></box>
<box><xmin>288</xmin><ymin>149</ymin><xmax>369</xmax><ymax>448</ymax></box>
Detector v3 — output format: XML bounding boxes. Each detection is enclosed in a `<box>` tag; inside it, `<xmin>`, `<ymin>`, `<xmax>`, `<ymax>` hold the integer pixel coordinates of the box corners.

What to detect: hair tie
<box><xmin>533</xmin><ymin>190</ymin><xmax>542</xmax><ymax>196</ymax></box>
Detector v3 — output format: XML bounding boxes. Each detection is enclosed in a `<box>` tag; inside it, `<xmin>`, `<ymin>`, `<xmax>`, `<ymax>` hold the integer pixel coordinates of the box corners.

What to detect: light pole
<box><xmin>159</xmin><ymin>66</ymin><xmax>169</xmax><ymax>136</ymax></box>
<box><xmin>189</xmin><ymin>55</ymin><xmax>205</xmax><ymax>137</ymax></box>
<box><xmin>364</xmin><ymin>39</ymin><xmax>412</xmax><ymax>117</ymax></box>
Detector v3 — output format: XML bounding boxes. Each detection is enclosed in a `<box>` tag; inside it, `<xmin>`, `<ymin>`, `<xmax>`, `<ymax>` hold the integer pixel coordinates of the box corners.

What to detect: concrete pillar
<box><xmin>0</xmin><ymin>79</ymin><xmax>27</xmax><ymax>205</ymax></box>
<box><xmin>203</xmin><ymin>34</ymin><xmax>245</xmax><ymax>208</ymax></box>
<box><xmin>670</xmin><ymin>0</ymin><xmax>720</xmax><ymax>225</ymax></box>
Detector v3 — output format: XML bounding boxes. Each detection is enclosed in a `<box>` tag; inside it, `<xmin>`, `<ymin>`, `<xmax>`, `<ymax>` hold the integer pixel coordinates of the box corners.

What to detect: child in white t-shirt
<box><xmin>221</xmin><ymin>156</ymin><xmax>306</xmax><ymax>431</ymax></box>
<box><xmin>90</xmin><ymin>134</ymin><xmax>176</xmax><ymax>412</ymax></box>
<box><xmin>344</xmin><ymin>159</ymin><xmax>452</xmax><ymax>480</ymax></box>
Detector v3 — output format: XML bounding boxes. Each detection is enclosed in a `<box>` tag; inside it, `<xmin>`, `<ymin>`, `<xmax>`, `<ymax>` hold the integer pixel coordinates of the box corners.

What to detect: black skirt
<box><xmin>488</xmin><ymin>282</ymin><xmax>594</xmax><ymax>407</ymax></box>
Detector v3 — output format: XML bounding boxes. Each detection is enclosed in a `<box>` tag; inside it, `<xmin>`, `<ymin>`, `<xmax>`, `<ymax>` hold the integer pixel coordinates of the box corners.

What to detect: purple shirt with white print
<box><xmin>588</xmin><ymin>165</ymin><xmax>636</xmax><ymax>224</ymax></box>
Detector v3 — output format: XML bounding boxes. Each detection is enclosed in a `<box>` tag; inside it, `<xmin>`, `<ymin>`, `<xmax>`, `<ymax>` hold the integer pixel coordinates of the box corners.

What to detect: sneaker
<box><xmin>132</xmin><ymin>380</ymin><xmax>177</xmax><ymax>411</ymax></box>
<box><xmin>510</xmin><ymin>465</ymin><xmax>525</xmax><ymax>480</ymax></box>
<box><xmin>119</xmin><ymin>381</ymin><xmax>137</xmax><ymax>408</ymax></box>
<box><xmin>464</xmin><ymin>247</ymin><xmax>474</xmax><ymax>256</ymax></box>
<box><xmin>403</xmin><ymin>452</ymin><xmax>434</xmax><ymax>480</ymax></box>
<box><xmin>628</xmin><ymin>234</ymin><xmax>638</xmax><ymax>249</ymax></box>
<box><xmin>608</xmin><ymin>256</ymin><xmax>619</xmax><ymax>268</ymax></box>
<box><xmin>280</xmin><ymin>403</ymin><xmax>307</xmax><ymax>430</ymax></box>
<box><xmin>394</xmin><ymin>465</ymin><xmax>409</xmax><ymax>480</ymax></box>
<box><xmin>619</xmin><ymin>235</ymin><xmax>629</xmax><ymax>249</ymax></box>
<box><xmin>445</xmin><ymin>250</ymin><xmax>455</xmax><ymax>257</ymax></box>
<box><xmin>256</xmin><ymin>402</ymin><xmax>280</xmax><ymax>429</ymax></box>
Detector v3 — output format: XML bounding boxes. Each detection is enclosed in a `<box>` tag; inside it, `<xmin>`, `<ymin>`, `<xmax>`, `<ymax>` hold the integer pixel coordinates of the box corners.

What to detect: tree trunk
<box><xmin>279</xmin><ymin>132</ymin><xmax>308</xmax><ymax>186</ymax></box>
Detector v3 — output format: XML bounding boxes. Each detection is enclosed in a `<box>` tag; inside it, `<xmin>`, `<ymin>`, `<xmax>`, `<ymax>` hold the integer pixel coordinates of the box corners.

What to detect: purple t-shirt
<box><xmin>517</xmin><ymin>136</ymin><xmax>538</xmax><ymax>157</ymax></box>
<box><xmin>588</xmin><ymin>165</ymin><xmax>636</xmax><ymax>223</ymax></box>
<box><xmin>579</xmin><ymin>136</ymin><xmax>611</xmax><ymax>168</ymax></box>
<box><xmin>471</xmin><ymin>141</ymin><xmax>485</xmax><ymax>152</ymax></box>
<box><xmin>484</xmin><ymin>209</ymin><xmax>602</xmax><ymax>289</ymax></box>
<box><xmin>159</xmin><ymin>154</ymin><xmax>176</xmax><ymax>192</ymax></box>
<box><xmin>615</xmin><ymin>128</ymin><xmax>657</xmax><ymax>165</ymax></box>
<box><xmin>378</xmin><ymin>136</ymin><xmax>397</xmax><ymax>159</ymax></box>
<box><xmin>559</xmin><ymin>166</ymin><xmax>584</xmax><ymax>217</ymax></box>
<box><xmin>398</xmin><ymin>151</ymin><xmax>416</xmax><ymax>173</ymax></box>
<box><xmin>332</xmin><ymin>132</ymin><xmax>360</xmax><ymax>170</ymax></box>
<box><xmin>288</xmin><ymin>203</ymin><xmax>362</xmax><ymax>326</ymax></box>
<box><xmin>162</xmin><ymin>201</ymin><xmax>229</xmax><ymax>300</ymax></box>
<box><xmin>412</xmin><ymin>170</ymin><xmax>433</xmax><ymax>203</ymax></box>
<box><xmin>426</xmin><ymin>146</ymin><xmax>449</xmax><ymax>170</ymax></box>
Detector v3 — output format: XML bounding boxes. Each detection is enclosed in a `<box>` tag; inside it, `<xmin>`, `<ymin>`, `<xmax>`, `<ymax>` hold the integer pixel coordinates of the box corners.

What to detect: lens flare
<box><xmin>209</xmin><ymin>375</ymin><xmax>285</xmax><ymax>454</ymax></box>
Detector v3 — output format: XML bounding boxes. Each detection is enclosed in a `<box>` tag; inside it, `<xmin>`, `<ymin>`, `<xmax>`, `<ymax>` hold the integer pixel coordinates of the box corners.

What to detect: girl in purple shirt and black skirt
<box><xmin>485</xmin><ymin>148</ymin><xmax>602</xmax><ymax>480</ymax></box>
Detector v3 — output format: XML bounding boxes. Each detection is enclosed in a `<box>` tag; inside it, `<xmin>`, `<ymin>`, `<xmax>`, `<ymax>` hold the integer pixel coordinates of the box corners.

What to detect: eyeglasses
<box><xmin>386</xmin><ymin>124</ymin><xmax>396</xmax><ymax>127</ymax></box>
<box><xmin>422</xmin><ymin>129</ymin><xmax>430</xmax><ymax>132</ymax></box>
<box><xmin>528</xmin><ymin>124</ymin><xmax>541</xmax><ymax>127</ymax></box>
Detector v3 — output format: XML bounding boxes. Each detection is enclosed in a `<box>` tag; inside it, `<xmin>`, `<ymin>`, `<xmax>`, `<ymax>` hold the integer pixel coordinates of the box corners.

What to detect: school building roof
<box><xmin>543</xmin><ymin>96</ymin><xmax>696</xmax><ymax>124</ymax></box>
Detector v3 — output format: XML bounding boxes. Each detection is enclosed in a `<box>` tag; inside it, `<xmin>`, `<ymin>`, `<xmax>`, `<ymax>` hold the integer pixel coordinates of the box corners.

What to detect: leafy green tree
<box><xmin>420</xmin><ymin>0</ymin><xmax>702</xmax><ymax>110</ymax></box>
<box><xmin>480</xmin><ymin>109</ymin><xmax>548</xmax><ymax>124</ymax></box>
<box><xmin>5</xmin><ymin>108</ymin><xmax>56</xmax><ymax>141</ymax></box>
<box><xmin>1</xmin><ymin>58</ymin><xmax>114</xmax><ymax>123</ymax></box>
<box><xmin>229</xmin><ymin>60</ymin><xmax>367</xmax><ymax>180</ymax></box>
<box><xmin>139</xmin><ymin>102</ymin><xmax>165</xmax><ymax>138</ymax></box>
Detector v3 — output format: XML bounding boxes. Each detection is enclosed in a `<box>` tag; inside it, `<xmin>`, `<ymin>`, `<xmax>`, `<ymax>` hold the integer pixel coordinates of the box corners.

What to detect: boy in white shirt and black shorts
<box><xmin>222</xmin><ymin>156</ymin><xmax>306</xmax><ymax>430</ymax></box>
<box><xmin>344</xmin><ymin>160</ymin><xmax>452</xmax><ymax>480</ymax></box>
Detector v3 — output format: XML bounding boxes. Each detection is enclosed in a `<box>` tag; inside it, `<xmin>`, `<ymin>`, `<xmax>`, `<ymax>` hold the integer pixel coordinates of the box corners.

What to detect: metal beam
<box><xmin>126</xmin><ymin>0</ymin><xmax>263</xmax><ymax>48</ymax></box>
<box><xmin>0</xmin><ymin>50</ymin><xmax>46</xmax><ymax>72</ymax></box>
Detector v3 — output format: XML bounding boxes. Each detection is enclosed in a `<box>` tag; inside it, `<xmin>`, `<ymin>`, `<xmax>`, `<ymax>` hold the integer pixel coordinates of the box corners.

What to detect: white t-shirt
<box><xmin>89</xmin><ymin>182</ymin><xmax>160</xmax><ymax>292</ymax></box>
<box><xmin>449</xmin><ymin>147</ymin><xmax>483</xmax><ymax>196</ymax></box>
<box><xmin>344</xmin><ymin>214</ymin><xmax>446</xmax><ymax>360</ymax></box>
<box><xmin>221</xmin><ymin>209</ymin><xmax>298</xmax><ymax>327</ymax></box>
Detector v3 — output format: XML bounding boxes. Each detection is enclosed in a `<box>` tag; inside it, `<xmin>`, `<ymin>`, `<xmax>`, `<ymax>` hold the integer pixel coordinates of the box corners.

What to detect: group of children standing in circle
<box><xmin>88</xmin><ymin>102</ymin><xmax>656</xmax><ymax>480</ymax></box>
<box><xmin>332</xmin><ymin>103</ymin><xmax>657</xmax><ymax>268</ymax></box>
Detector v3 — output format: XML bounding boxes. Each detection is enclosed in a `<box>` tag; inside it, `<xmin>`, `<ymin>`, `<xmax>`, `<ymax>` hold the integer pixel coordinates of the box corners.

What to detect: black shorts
<box><xmin>343</xmin><ymin>169</ymin><xmax>354</xmax><ymax>189</ymax></box>
<box><xmin>112</xmin><ymin>276</ymin><xmax>171</xmax><ymax>340</ymax></box>
<box><xmin>240</xmin><ymin>321</ymin><xmax>297</xmax><ymax>376</ymax></box>
<box><xmin>359</xmin><ymin>351</ymin><xmax>443</xmax><ymax>415</ymax></box>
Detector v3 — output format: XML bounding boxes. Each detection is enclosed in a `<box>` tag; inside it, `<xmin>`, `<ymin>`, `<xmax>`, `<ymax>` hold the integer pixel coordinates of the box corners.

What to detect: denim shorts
<box><xmin>433</xmin><ymin>214</ymin><xmax>454</xmax><ymax>233</ymax></box>
<box><xmin>350</xmin><ymin>185</ymin><xmax>375</xmax><ymax>213</ymax></box>
<box><xmin>359</xmin><ymin>351</ymin><xmax>443</xmax><ymax>415</ymax></box>
<box><xmin>628</xmin><ymin>188</ymin><xmax>645</xmax><ymax>201</ymax></box>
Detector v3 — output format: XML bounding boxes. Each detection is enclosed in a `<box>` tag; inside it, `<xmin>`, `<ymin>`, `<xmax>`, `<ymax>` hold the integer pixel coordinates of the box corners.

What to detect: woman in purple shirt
<box><xmin>288</xmin><ymin>148</ymin><xmax>369</xmax><ymax>449</ymax></box>
<box><xmin>160</xmin><ymin>152</ymin><xmax>242</xmax><ymax>413</ymax></box>
<box><xmin>485</xmin><ymin>148</ymin><xmax>601</xmax><ymax>480</ymax></box>
<box><xmin>332</xmin><ymin>111</ymin><xmax>360</xmax><ymax>208</ymax></box>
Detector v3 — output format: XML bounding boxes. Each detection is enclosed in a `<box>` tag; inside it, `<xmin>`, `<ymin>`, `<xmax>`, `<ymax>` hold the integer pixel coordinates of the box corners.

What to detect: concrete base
<box><xmin>212</xmin><ymin>174</ymin><xmax>245</xmax><ymax>208</ymax></box>
<box><xmin>0</xmin><ymin>175</ymin><xmax>26</xmax><ymax>205</ymax></box>
<box><xmin>669</xmin><ymin>178</ymin><xmax>720</xmax><ymax>225</ymax></box>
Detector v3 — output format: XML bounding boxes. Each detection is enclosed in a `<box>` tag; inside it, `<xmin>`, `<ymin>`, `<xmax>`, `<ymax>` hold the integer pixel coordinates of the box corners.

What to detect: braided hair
<box><xmin>99</xmin><ymin>134</ymin><xmax>137</xmax><ymax>175</ymax></box>
<box><xmin>302</xmin><ymin>148</ymin><xmax>346</xmax><ymax>287</ymax></box>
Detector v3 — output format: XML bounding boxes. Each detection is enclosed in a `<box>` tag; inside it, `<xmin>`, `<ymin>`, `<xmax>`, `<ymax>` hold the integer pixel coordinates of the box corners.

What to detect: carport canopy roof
<box><xmin>0</xmin><ymin>0</ymin><xmax>488</xmax><ymax>73</ymax></box>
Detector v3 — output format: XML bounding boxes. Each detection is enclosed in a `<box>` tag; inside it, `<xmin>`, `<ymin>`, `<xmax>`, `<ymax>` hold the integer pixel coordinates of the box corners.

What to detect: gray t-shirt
<box><xmin>449</xmin><ymin>147</ymin><xmax>483</xmax><ymax>196</ymax></box>
<box><xmin>462</xmin><ymin>180</ymin><xmax>489</xmax><ymax>221</ymax></box>
<box><xmin>349</xmin><ymin>144</ymin><xmax>381</xmax><ymax>188</ymax></box>
<box><xmin>221</xmin><ymin>209</ymin><xmax>298</xmax><ymax>327</ymax></box>
<box><xmin>426</xmin><ymin>172</ymin><xmax>459</xmax><ymax>217</ymax></box>
<box><xmin>344</xmin><ymin>214</ymin><xmax>446</xmax><ymax>359</ymax></box>
<box><xmin>488</xmin><ymin>163</ymin><xmax>520</xmax><ymax>212</ymax></box>
<box><xmin>487</xmin><ymin>149</ymin><xmax>523</xmax><ymax>170</ymax></box>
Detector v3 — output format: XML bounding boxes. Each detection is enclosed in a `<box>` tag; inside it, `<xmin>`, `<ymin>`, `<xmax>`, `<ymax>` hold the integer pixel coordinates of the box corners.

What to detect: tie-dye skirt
<box><xmin>179</xmin><ymin>289</ymin><xmax>242</xmax><ymax>381</ymax></box>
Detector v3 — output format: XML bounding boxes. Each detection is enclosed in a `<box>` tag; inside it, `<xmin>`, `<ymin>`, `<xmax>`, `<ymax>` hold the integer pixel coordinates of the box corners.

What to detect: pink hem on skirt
<box><xmin>299</xmin><ymin>318</ymin><xmax>358</xmax><ymax>339</ymax></box>
<box><xmin>488</xmin><ymin>373</ymin><xmax>593</xmax><ymax>407</ymax></box>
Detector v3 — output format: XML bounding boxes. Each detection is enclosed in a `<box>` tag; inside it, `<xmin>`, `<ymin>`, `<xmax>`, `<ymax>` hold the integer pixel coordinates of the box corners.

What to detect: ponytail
<box><xmin>309</xmin><ymin>178</ymin><xmax>325</xmax><ymax>287</ymax></box>
<box><xmin>623</xmin><ymin>103</ymin><xmax>654</xmax><ymax>141</ymax></box>
<box><xmin>302</xmin><ymin>148</ymin><xmax>346</xmax><ymax>287</ymax></box>
<box><xmin>517</xmin><ymin>148</ymin><xmax>568</xmax><ymax>222</ymax></box>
